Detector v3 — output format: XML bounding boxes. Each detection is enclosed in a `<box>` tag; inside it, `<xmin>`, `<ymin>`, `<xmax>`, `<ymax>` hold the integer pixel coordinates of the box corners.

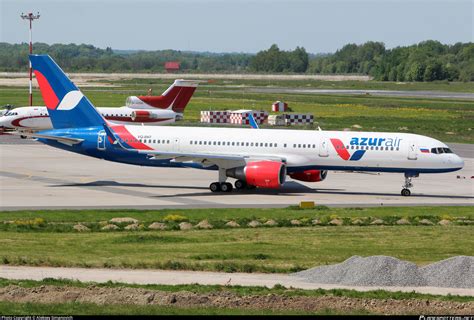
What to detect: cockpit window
<box><xmin>431</xmin><ymin>147</ymin><xmax>453</xmax><ymax>154</ymax></box>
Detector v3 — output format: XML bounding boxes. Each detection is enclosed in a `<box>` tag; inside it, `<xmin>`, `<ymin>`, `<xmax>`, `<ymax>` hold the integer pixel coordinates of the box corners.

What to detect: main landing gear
<box><xmin>209</xmin><ymin>182</ymin><xmax>233</xmax><ymax>193</ymax></box>
<box><xmin>401</xmin><ymin>173</ymin><xmax>418</xmax><ymax>196</ymax></box>
<box><xmin>209</xmin><ymin>169</ymin><xmax>255</xmax><ymax>193</ymax></box>
<box><xmin>210</xmin><ymin>168</ymin><xmax>234</xmax><ymax>193</ymax></box>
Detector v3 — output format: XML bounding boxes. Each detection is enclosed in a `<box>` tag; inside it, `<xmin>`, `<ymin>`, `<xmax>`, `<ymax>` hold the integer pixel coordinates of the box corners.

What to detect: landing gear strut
<box><xmin>209</xmin><ymin>168</ymin><xmax>233</xmax><ymax>193</ymax></box>
<box><xmin>401</xmin><ymin>173</ymin><xmax>418</xmax><ymax>196</ymax></box>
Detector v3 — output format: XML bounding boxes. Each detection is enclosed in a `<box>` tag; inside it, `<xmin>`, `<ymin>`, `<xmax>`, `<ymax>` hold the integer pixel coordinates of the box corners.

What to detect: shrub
<box><xmin>163</xmin><ymin>214</ymin><xmax>188</xmax><ymax>222</ymax></box>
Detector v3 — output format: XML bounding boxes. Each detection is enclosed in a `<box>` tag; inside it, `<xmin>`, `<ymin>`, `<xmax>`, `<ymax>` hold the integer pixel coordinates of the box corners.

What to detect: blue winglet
<box><xmin>248</xmin><ymin>113</ymin><xmax>259</xmax><ymax>129</ymax></box>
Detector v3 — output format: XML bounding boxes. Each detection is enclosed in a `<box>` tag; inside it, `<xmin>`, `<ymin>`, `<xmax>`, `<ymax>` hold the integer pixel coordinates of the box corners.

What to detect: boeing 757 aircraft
<box><xmin>24</xmin><ymin>55</ymin><xmax>463</xmax><ymax>196</ymax></box>
<box><xmin>0</xmin><ymin>79</ymin><xmax>199</xmax><ymax>130</ymax></box>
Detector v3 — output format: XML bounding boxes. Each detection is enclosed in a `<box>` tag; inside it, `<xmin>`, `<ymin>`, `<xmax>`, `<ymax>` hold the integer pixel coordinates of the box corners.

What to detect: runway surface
<box><xmin>1</xmin><ymin>266</ymin><xmax>471</xmax><ymax>297</ymax></box>
<box><xmin>247</xmin><ymin>88</ymin><xmax>474</xmax><ymax>100</ymax></box>
<box><xmin>1</xmin><ymin>136</ymin><xmax>472</xmax><ymax>210</ymax></box>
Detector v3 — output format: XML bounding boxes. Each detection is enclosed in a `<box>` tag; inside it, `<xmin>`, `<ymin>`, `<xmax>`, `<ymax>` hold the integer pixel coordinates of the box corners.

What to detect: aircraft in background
<box><xmin>25</xmin><ymin>55</ymin><xmax>464</xmax><ymax>196</ymax></box>
<box><xmin>0</xmin><ymin>79</ymin><xmax>199</xmax><ymax>131</ymax></box>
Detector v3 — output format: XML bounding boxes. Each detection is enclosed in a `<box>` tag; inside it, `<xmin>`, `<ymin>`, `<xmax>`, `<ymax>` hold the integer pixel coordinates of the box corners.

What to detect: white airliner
<box><xmin>0</xmin><ymin>79</ymin><xmax>199</xmax><ymax>131</ymax></box>
<box><xmin>28</xmin><ymin>54</ymin><xmax>465</xmax><ymax>197</ymax></box>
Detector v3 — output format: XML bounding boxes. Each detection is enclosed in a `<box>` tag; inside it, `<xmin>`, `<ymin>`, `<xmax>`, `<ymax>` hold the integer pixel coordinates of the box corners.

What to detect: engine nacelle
<box><xmin>226</xmin><ymin>161</ymin><xmax>286</xmax><ymax>189</ymax></box>
<box><xmin>289</xmin><ymin>170</ymin><xmax>328</xmax><ymax>182</ymax></box>
<box><xmin>130</xmin><ymin>110</ymin><xmax>159</xmax><ymax>122</ymax></box>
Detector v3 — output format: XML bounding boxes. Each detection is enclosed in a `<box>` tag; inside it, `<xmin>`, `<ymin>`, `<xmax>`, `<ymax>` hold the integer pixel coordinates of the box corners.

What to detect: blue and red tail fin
<box><xmin>30</xmin><ymin>54</ymin><xmax>105</xmax><ymax>129</ymax></box>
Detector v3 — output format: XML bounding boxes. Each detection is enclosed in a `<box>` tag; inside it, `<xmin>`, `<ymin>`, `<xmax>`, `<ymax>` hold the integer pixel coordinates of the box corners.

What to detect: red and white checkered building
<box><xmin>272</xmin><ymin>101</ymin><xmax>288</xmax><ymax>112</ymax></box>
<box><xmin>200</xmin><ymin>111</ymin><xmax>229</xmax><ymax>123</ymax></box>
<box><xmin>229</xmin><ymin>110</ymin><xmax>268</xmax><ymax>125</ymax></box>
<box><xmin>283</xmin><ymin>113</ymin><xmax>313</xmax><ymax>125</ymax></box>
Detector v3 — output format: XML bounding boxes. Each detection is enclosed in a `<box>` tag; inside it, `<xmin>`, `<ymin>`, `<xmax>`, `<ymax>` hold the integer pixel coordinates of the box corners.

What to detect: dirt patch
<box><xmin>0</xmin><ymin>285</ymin><xmax>472</xmax><ymax>314</ymax></box>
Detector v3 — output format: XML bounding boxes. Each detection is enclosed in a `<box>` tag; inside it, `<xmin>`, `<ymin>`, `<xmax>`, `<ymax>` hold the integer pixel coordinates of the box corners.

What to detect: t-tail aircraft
<box><xmin>0</xmin><ymin>79</ymin><xmax>199</xmax><ymax>131</ymax></box>
<box><xmin>25</xmin><ymin>55</ymin><xmax>464</xmax><ymax>196</ymax></box>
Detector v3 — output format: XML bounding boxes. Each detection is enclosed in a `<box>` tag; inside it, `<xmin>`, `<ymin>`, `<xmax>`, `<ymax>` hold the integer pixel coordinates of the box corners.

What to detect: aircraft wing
<box><xmin>138</xmin><ymin>150</ymin><xmax>286</xmax><ymax>168</ymax></box>
<box><xmin>13</xmin><ymin>131</ymin><xmax>84</xmax><ymax>146</ymax></box>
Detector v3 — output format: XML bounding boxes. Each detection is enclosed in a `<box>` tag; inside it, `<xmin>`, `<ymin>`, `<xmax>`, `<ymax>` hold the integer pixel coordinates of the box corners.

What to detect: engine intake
<box><xmin>226</xmin><ymin>161</ymin><xmax>286</xmax><ymax>189</ymax></box>
<box><xmin>289</xmin><ymin>170</ymin><xmax>327</xmax><ymax>182</ymax></box>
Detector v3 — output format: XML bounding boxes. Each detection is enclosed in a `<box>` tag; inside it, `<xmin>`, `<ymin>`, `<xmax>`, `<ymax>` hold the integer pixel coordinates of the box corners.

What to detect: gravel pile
<box><xmin>292</xmin><ymin>255</ymin><xmax>474</xmax><ymax>288</ymax></box>
<box><xmin>420</xmin><ymin>256</ymin><xmax>474</xmax><ymax>288</ymax></box>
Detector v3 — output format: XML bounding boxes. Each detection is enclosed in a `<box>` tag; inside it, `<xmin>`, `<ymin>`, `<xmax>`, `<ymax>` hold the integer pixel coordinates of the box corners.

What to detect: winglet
<box><xmin>248</xmin><ymin>113</ymin><xmax>259</xmax><ymax>129</ymax></box>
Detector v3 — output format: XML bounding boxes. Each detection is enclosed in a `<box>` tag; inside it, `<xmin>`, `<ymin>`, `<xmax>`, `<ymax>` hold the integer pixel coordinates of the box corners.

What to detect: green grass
<box><xmin>0</xmin><ymin>225</ymin><xmax>472</xmax><ymax>272</ymax></box>
<box><xmin>1</xmin><ymin>278</ymin><xmax>471</xmax><ymax>302</ymax></box>
<box><xmin>0</xmin><ymin>300</ymin><xmax>350</xmax><ymax>315</ymax></box>
<box><xmin>1</xmin><ymin>206</ymin><xmax>472</xmax><ymax>223</ymax></box>
<box><xmin>1</xmin><ymin>207</ymin><xmax>471</xmax><ymax>273</ymax></box>
<box><xmin>1</xmin><ymin>76</ymin><xmax>473</xmax><ymax>143</ymax></box>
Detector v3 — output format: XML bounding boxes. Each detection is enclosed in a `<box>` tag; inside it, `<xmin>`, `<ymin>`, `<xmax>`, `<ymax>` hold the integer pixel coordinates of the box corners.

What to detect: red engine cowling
<box><xmin>226</xmin><ymin>161</ymin><xmax>286</xmax><ymax>189</ymax></box>
<box><xmin>289</xmin><ymin>170</ymin><xmax>327</xmax><ymax>182</ymax></box>
<box><xmin>130</xmin><ymin>110</ymin><xmax>158</xmax><ymax>122</ymax></box>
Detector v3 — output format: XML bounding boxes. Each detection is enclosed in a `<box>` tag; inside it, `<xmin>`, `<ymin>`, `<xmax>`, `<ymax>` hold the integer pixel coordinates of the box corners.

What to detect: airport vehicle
<box><xmin>0</xmin><ymin>79</ymin><xmax>199</xmax><ymax>130</ymax></box>
<box><xmin>25</xmin><ymin>55</ymin><xmax>464</xmax><ymax>196</ymax></box>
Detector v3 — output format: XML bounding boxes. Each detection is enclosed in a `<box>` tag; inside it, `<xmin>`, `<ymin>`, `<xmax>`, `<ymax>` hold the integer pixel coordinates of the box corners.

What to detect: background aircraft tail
<box><xmin>30</xmin><ymin>54</ymin><xmax>105</xmax><ymax>129</ymax></box>
<box><xmin>125</xmin><ymin>79</ymin><xmax>200</xmax><ymax>113</ymax></box>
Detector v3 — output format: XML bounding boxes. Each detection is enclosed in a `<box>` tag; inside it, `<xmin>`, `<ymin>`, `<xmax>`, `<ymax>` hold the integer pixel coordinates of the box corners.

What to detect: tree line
<box><xmin>309</xmin><ymin>40</ymin><xmax>473</xmax><ymax>82</ymax></box>
<box><xmin>0</xmin><ymin>41</ymin><xmax>472</xmax><ymax>81</ymax></box>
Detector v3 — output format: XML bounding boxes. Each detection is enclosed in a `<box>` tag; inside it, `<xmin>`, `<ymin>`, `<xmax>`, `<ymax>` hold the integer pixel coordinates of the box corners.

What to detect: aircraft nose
<box><xmin>451</xmin><ymin>154</ymin><xmax>464</xmax><ymax>169</ymax></box>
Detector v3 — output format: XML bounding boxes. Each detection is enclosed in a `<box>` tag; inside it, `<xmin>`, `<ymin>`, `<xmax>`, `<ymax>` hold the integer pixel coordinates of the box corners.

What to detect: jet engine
<box><xmin>130</xmin><ymin>110</ymin><xmax>159</xmax><ymax>122</ymax></box>
<box><xmin>289</xmin><ymin>170</ymin><xmax>328</xmax><ymax>182</ymax></box>
<box><xmin>226</xmin><ymin>161</ymin><xmax>286</xmax><ymax>189</ymax></box>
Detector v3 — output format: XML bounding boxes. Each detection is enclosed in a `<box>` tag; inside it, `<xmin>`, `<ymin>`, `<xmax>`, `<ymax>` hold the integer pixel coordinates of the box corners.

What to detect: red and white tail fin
<box><xmin>126</xmin><ymin>79</ymin><xmax>200</xmax><ymax>113</ymax></box>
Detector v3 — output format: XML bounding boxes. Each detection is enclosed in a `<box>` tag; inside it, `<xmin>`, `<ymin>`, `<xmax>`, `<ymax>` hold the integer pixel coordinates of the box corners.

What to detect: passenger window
<box><xmin>264</xmin><ymin>143</ymin><xmax>268</xmax><ymax>147</ymax></box>
<box><xmin>298</xmin><ymin>144</ymin><xmax>301</xmax><ymax>148</ymax></box>
<box><xmin>246</xmin><ymin>142</ymin><xmax>249</xmax><ymax>146</ymax></box>
<box><xmin>269</xmin><ymin>143</ymin><xmax>272</xmax><ymax>147</ymax></box>
<box><xmin>391</xmin><ymin>147</ymin><xmax>394</xmax><ymax>151</ymax></box>
<box><xmin>251</xmin><ymin>142</ymin><xmax>254</xmax><ymax>147</ymax></box>
<box><xmin>293</xmin><ymin>144</ymin><xmax>296</xmax><ymax>148</ymax></box>
<box><xmin>275</xmin><ymin>143</ymin><xmax>278</xmax><ymax>147</ymax></box>
<box><xmin>284</xmin><ymin>144</ymin><xmax>287</xmax><ymax>148</ymax></box>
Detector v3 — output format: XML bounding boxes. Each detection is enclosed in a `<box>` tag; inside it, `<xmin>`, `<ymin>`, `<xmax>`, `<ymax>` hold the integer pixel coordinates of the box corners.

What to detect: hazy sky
<box><xmin>1</xmin><ymin>0</ymin><xmax>472</xmax><ymax>53</ymax></box>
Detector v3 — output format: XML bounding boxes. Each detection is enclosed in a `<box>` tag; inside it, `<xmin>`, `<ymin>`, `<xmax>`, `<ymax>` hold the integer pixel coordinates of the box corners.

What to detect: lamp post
<box><xmin>20</xmin><ymin>12</ymin><xmax>40</xmax><ymax>106</ymax></box>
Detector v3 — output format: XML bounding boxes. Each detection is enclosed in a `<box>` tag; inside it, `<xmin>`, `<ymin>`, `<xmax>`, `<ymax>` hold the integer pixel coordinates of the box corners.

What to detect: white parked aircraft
<box><xmin>0</xmin><ymin>79</ymin><xmax>199</xmax><ymax>130</ymax></box>
<box><xmin>27</xmin><ymin>55</ymin><xmax>464</xmax><ymax>196</ymax></box>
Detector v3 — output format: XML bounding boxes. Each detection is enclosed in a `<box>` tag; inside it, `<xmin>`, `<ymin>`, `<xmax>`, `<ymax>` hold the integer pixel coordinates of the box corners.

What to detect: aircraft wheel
<box><xmin>221</xmin><ymin>182</ymin><xmax>233</xmax><ymax>193</ymax></box>
<box><xmin>20</xmin><ymin>135</ymin><xmax>27</xmax><ymax>139</ymax></box>
<box><xmin>234</xmin><ymin>180</ymin><xmax>246</xmax><ymax>190</ymax></box>
<box><xmin>210</xmin><ymin>182</ymin><xmax>221</xmax><ymax>193</ymax></box>
<box><xmin>401</xmin><ymin>188</ymin><xmax>411</xmax><ymax>197</ymax></box>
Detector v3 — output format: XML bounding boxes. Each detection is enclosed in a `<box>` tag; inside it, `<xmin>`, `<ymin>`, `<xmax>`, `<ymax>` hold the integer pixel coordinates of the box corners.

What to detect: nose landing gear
<box><xmin>401</xmin><ymin>173</ymin><xmax>418</xmax><ymax>196</ymax></box>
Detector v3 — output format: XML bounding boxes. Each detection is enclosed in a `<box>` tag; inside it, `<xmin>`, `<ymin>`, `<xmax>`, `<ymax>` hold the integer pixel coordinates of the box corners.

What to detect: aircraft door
<box><xmin>97</xmin><ymin>130</ymin><xmax>106</xmax><ymax>150</ymax></box>
<box><xmin>172</xmin><ymin>138</ymin><xmax>180</xmax><ymax>152</ymax></box>
<box><xmin>318</xmin><ymin>137</ymin><xmax>329</xmax><ymax>157</ymax></box>
<box><xmin>408</xmin><ymin>141</ymin><xmax>417</xmax><ymax>160</ymax></box>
